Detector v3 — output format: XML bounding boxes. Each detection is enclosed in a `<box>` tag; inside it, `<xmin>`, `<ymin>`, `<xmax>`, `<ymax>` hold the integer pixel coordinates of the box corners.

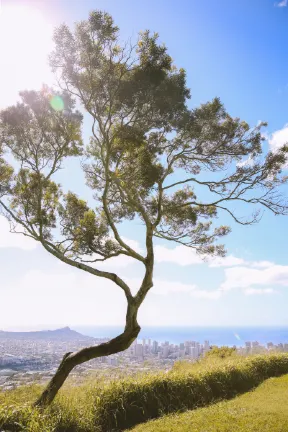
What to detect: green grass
<box><xmin>130</xmin><ymin>373</ymin><xmax>288</xmax><ymax>432</ymax></box>
<box><xmin>1</xmin><ymin>354</ymin><xmax>288</xmax><ymax>431</ymax></box>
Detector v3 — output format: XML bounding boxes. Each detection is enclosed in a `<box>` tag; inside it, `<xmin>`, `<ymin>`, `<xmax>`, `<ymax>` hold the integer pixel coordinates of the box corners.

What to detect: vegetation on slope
<box><xmin>131</xmin><ymin>373</ymin><xmax>288</xmax><ymax>432</ymax></box>
<box><xmin>1</xmin><ymin>354</ymin><xmax>288</xmax><ymax>431</ymax></box>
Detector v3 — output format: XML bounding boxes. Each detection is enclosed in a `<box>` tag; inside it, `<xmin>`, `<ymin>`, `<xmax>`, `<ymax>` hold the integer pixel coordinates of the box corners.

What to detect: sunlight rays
<box><xmin>0</xmin><ymin>4</ymin><xmax>53</xmax><ymax>108</ymax></box>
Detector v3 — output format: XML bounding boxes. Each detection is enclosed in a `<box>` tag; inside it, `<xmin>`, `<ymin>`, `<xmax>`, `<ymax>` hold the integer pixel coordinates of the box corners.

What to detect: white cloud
<box><xmin>128</xmin><ymin>277</ymin><xmax>222</xmax><ymax>300</ymax></box>
<box><xmin>154</xmin><ymin>245</ymin><xmax>203</xmax><ymax>266</ymax></box>
<box><xmin>154</xmin><ymin>245</ymin><xmax>275</xmax><ymax>271</ymax></box>
<box><xmin>268</xmin><ymin>124</ymin><xmax>288</xmax><ymax>153</ymax></box>
<box><xmin>0</xmin><ymin>217</ymin><xmax>269</xmax><ymax>274</ymax></box>
<box><xmin>121</xmin><ymin>236</ymin><xmax>143</xmax><ymax>254</ymax></box>
<box><xmin>1</xmin><ymin>270</ymin><xmax>224</xmax><ymax>328</ymax></box>
<box><xmin>60</xmin><ymin>236</ymin><xmax>144</xmax><ymax>270</ymax></box>
<box><xmin>275</xmin><ymin>0</ymin><xmax>287</xmax><ymax>6</ymax></box>
<box><xmin>191</xmin><ymin>289</ymin><xmax>222</xmax><ymax>300</ymax></box>
<box><xmin>149</xmin><ymin>279</ymin><xmax>198</xmax><ymax>296</ymax></box>
<box><xmin>127</xmin><ymin>278</ymin><xmax>196</xmax><ymax>296</ymax></box>
<box><xmin>250</xmin><ymin>260</ymin><xmax>275</xmax><ymax>269</ymax></box>
<box><xmin>1</xmin><ymin>270</ymin><xmax>127</xmax><ymax>327</ymax></box>
<box><xmin>244</xmin><ymin>288</ymin><xmax>276</xmax><ymax>296</ymax></box>
<box><xmin>208</xmin><ymin>255</ymin><xmax>246</xmax><ymax>268</ymax></box>
<box><xmin>221</xmin><ymin>264</ymin><xmax>288</xmax><ymax>291</ymax></box>
<box><xmin>0</xmin><ymin>216</ymin><xmax>37</xmax><ymax>250</ymax></box>
<box><xmin>1</xmin><ymin>214</ymin><xmax>282</xmax><ymax>303</ymax></box>
<box><xmin>98</xmin><ymin>254</ymin><xmax>136</xmax><ymax>269</ymax></box>
<box><xmin>154</xmin><ymin>245</ymin><xmax>247</xmax><ymax>268</ymax></box>
<box><xmin>236</xmin><ymin>155</ymin><xmax>255</xmax><ymax>168</ymax></box>
<box><xmin>210</xmin><ymin>258</ymin><xmax>274</xmax><ymax>270</ymax></box>
<box><xmin>0</xmin><ymin>218</ymin><xmax>140</xmax><ymax>266</ymax></box>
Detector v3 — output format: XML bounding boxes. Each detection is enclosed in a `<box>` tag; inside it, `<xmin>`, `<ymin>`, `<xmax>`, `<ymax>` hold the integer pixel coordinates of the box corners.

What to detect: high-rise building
<box><xmin>245</xmin><ymin>341</ymin><xmax>251</xmax><ymax>350</ymax></box>
<box><xmin>267</xmin><ymin>342</ymin><xmax>274</xmax><ymax>349</ymax></box>
<box><xmin>278</xmin><ymin>343</ymin><xmax>284</xmax><ymax>351</ymax></box>
<box><xmin>130</xmin><ymin>339</ymin><xmax>137</xmax><ymax>356</ymax></box>
<box><xmin>163</xmin><ymin>345</ymin><xmax>169</xmax><ymax>358</ymax></box>
<box><xmin>152</xmin><ymin>340</ymin><xmax>158</xmax><ymax>354</ymax></box>
<box><xmin>191</xmin><ymin>347</ymin><xmax>197</xmax><ymax>359</ymax></box>
<box><xmin>136</xmin><ymin>344</ymin><xmax>144</xmax><ymax>359</ymax></box>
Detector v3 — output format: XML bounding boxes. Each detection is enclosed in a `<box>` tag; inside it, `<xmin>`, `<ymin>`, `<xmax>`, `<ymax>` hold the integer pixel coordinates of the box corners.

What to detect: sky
<box><xmin>0</xmin><ymin>0</ymin><xmax>288</xmax><ymax>330</ymax></box>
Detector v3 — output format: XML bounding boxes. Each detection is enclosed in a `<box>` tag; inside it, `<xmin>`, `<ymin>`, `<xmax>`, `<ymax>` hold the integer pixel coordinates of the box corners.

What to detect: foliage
<box><xmin>1</xmin><ymin>10</ymin><xmax>287</xmax><ymax>280</ymax></box>
<box><xmin>1</xmin><ymin>8</ymin><xmax>288</xmax><ymax>405</ymax></box>
<box><xmin>131</xmin><ymin>373</ymin><xmax>288</xmax><ymax>432</ymax></box>
<box><xmin>0</xmin><ymin>89</ymin><xmax>82</xmax><ymax>242</ymax></box>
<box><xmin>1</xmin><ymin>354</ymin><xmax>288</xmax><ymax>431</ymax></box>
<box><xmin>205</xmin><ymin>345</ymin><xmax>237</xmax><ymax>359</ymax></box>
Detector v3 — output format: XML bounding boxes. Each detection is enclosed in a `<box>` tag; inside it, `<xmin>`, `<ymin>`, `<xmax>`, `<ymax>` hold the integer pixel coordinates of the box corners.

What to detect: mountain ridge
<box><xmin>0</xmin><ymin>326</ymin><xmax>95</xmax><ymax>340</ymax></box>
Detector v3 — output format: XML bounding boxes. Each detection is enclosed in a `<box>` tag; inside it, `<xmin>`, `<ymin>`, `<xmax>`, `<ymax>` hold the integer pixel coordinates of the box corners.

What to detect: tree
<box><xmin>205</xmin><ymin>346</ymin><xmax>236</xmax><ymax>359</ymax></box>
<box><xmin>0</xmin><ymin>10</ymin><xmax>288</xmax><ymax>407</ymax></box>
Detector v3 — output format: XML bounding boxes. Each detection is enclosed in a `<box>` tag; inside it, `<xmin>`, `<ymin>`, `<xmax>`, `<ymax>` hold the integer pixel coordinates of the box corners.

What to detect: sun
<box><xmin>0</xmin><ymin>4</ymin><xmax>54</xmax><ymax>108</ymax></box>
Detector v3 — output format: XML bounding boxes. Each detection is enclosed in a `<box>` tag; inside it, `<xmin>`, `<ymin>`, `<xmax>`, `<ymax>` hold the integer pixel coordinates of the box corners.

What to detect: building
<box><xmin>136</xmin><ymin>344</ymin><xmax>143</xmax><ymax>359</ymax></box>
<box><xmin>163</xmin><ymin>345</ymin><xmax>169</xmax><ymax>358</ymax></box>
<box><xmin>152</xmin><ymin>340</ymin><xmax>158</xmax><ymax>354</ymax></box>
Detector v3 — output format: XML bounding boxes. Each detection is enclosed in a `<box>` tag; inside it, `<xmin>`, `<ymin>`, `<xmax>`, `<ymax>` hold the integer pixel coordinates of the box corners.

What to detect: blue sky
<box><xmin>0</xmin><ymin>0</ymin><xmax>288</xmax><ymax>330</ymax></box>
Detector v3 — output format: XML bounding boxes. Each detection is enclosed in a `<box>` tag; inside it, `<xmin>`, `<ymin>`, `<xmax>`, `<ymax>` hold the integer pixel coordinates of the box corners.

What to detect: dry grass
<box><xmin>130</xmin><ymin>373</ymin><xmax>288</xmax><ymax>431</ymax></box>
<box><xmin>1</xmin><ymin>353</ymin><xmax>288</xmax><ymax>431</ymax></box>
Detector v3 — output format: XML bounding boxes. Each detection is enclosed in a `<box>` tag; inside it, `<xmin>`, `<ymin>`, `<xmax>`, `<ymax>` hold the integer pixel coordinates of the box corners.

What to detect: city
<box><xmin>1</xmin><ymin>328</ymin><xmax>288</xmax><ymax>391</ymax></box>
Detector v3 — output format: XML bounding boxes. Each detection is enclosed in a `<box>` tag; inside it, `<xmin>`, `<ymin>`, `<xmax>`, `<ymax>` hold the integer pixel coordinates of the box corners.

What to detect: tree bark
<box><xmin>34</xmin><ymin>304</ymin><xmax>140</xmax><ymax>407</ymax></box>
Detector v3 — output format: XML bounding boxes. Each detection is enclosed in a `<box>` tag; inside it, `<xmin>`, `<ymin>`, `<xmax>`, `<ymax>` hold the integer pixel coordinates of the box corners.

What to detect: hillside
<box><xmin>0</xmin><ymin>327</ymin><xmax>95</xmax><ymax>341</ymax></box>
<box><xmin>131</xmin><ymin>374</ymin><xmax>288</xmax><ymax>431</ymax></box>
<box><xmin>1</xmin><ymin>354</ymin><xmax>288</xmax><ymax>431</ymax></box>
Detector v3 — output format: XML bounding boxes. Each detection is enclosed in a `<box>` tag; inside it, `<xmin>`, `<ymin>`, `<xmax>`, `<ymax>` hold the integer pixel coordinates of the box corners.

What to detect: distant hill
<box><xmin>0</xmin><ymin>326</ymin><xmax>95</xmax><ymax>341</ymax></box>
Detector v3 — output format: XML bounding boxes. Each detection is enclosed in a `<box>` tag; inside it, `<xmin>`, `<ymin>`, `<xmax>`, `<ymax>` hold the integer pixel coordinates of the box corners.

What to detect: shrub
<box><xmin>205</xmin><ymin>345</ymin><xmax>237</xmax><ymax>359</ymax></box>
<box><xmin>94</xmin><ymin>354</ymin><xmax>288</xmax><ymax>431</ymax></box>
<box><xmin>2</xmin><ymin>354</ymin><xmax>288</xmax><ymax>431</ymax></box>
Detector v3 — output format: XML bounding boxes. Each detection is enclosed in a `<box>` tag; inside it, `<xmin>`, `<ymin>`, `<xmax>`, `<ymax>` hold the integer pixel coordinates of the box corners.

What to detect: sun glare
<box><xmin>0</xmin><ymin>4</ymin><xmax>53</xmax><ymax>108</ymax></box>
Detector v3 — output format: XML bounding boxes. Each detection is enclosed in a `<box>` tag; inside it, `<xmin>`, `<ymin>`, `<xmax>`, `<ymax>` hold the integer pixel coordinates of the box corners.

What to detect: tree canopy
<box><xmin>0</xmin><ymin>10</ymin><xmax>287</xmax><ymax>406</ymax></box>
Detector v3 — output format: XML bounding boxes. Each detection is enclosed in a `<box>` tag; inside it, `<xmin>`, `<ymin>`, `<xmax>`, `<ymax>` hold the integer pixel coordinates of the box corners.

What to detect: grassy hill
<box><xmin>1</xmin><ymin>353</ymin><xmax>288</xmax><ymax>431</ymax></box>
<box><xmin>131</xmin><ymin>373</ymin><xmax>288</xmax><ymax>432</ymax></box>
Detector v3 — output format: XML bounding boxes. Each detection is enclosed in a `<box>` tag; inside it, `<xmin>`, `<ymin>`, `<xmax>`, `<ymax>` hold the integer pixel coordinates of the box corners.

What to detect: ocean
<box><xmin>74</xmin><ymin>326</ymin><xmax>288</xmax><ymax>347</ymax></box>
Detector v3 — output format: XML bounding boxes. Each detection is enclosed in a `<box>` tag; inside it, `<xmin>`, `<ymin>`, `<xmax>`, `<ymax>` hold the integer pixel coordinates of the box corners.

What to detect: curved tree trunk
<box><xmin>34</xmin><ymin>303</ymin><xmax>140</xmax><ymax>407</ymax></box>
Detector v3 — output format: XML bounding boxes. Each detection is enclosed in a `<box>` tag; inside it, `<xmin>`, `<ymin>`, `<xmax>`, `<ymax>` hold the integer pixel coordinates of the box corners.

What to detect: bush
<box><xmin>205</xmin><ymin>345</ymin><xmax>237</xmax><ymax>359</ymax></box>
<box><xmin>2</xmin><ymin>354</ymin><xmax>288</xmax><ymax>432</ymax></box>
<box><xmin>94</xmin><ymin>354</ymin><xmax>288</xmax><ymax>431</ymax></box>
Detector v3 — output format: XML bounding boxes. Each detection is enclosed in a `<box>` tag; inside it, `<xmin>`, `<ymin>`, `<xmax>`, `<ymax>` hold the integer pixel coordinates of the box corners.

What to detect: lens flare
<box><xmin>234</xmin><ymin>333</ymin><xmax>241</xmax><ymax>341</ymax></box>
<box><xmin>50</xmin><ymin>95</ymin><xmax>64</xmax><ymax>112</ymax></box>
